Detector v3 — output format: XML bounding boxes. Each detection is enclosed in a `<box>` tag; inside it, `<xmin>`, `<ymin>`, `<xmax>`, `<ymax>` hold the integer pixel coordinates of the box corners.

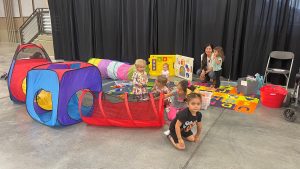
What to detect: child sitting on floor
<box><xmin>152</xmin><ymin>75</ymin><xmax>170</xmax><ymax>106</ymax></box>
<box><xmin>132</xmin><ymin>59</ymin><xmax>148</xmax><ymax>101</ymax></box>
<box><xmin>165</xmin><ymin>80</ymin><xmax>196</xmax><ymax>120</ymax></box>
<box><xmin>167</xmin><ymin>92</ymin><xmax>203</xmax><ymax>150</ymax></box>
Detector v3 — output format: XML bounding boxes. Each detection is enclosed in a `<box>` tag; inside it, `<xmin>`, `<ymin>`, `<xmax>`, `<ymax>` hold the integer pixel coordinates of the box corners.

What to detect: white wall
<box><xmin>21</xmin><ymin>0</ymin><xmax>33</xmax><ymax>17</ymax></box>
<box><xmin>34</xmin><ymin>0</ymin><xmax>48</xmax><ymax>9</ymax></box>
<box><xmin>0</xmin><ymin>0</ymin><xmax>4</xmax><ymax>17</ymax></box>
<box><xmin>0</xmin><ymin>0</ymin><xmax>48</xmax><ymax>17</ymax></box>
<box><xmin>13</xmin><ymin>0</ymin><xmax>20</xmax><ymax>17</ymax></box>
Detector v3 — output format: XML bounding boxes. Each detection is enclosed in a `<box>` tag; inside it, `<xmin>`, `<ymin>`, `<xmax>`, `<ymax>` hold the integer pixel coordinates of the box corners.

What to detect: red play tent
<box><xmin>7</xmin><ymin>43</ymin><xmax>51</xmax><ymax>103</ymax></box>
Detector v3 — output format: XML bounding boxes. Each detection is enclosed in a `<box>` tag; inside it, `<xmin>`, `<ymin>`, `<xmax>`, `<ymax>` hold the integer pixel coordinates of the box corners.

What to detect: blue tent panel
<box><xmin>26</xmin><ymin>70</ymin><xmax>59</xmax><ymax>126</ymax></box>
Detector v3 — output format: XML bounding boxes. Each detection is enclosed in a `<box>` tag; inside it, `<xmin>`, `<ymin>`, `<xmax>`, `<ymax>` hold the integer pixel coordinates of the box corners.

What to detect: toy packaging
<box><xmin>148</xmin><ymin>55</ymin><xmax>176</xmax><ymax>76</ymax></box>
<box><xmin>174</xmin><ymin>55</ymin><xmax>194</xmax><ymax>81</ymax></box>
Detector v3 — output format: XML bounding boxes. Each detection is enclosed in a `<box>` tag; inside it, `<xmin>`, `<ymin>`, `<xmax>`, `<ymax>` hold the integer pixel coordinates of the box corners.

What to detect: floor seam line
<box><xmin>182</xmin><ymin>108</ymin><xmax>226</xmax><ymax>169</ymax></box>
<box><xmin>0</xmin><ymin>96</ymin><xmax>9</xmax><ymax>100</ymax></box>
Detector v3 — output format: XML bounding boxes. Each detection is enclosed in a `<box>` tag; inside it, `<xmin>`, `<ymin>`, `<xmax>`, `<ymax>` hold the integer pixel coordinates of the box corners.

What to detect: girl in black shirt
<box><xmin>167</xmin><ymin>93</ymin><xmax>203</xmax><ymax>150</ymax></box>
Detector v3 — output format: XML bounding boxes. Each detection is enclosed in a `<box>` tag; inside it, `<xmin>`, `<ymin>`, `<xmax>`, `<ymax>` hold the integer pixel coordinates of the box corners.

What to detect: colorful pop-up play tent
<box><xmin>7</xmin><ymin>43</ymin><xmax>51</xmax><ymax>103</ymax></box>
<box><xmin>88</xmin><ymin>58</ymin><xmax>135</xmax><ymax>80</ymax></box>
<box><xmin>79</xmin><ymin>92</ymin><xmax>165</xmax><ymax>127</ymax></box>
<box><xmin>26</xmin><ymin>62</ymin><xmax>102</xmax><ymax>126</ymax></box>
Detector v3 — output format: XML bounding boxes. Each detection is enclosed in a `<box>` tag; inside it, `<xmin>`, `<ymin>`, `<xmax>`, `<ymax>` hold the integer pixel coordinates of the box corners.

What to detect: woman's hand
<box><xmin>205</xmin><ymin>67</ymin><xmax>213</xmax><ymax>74</ymax></box>
<box><xmin>200</xmin><ymin>71</ymin><xmax>205</xmax><ymax>77</ymax></box>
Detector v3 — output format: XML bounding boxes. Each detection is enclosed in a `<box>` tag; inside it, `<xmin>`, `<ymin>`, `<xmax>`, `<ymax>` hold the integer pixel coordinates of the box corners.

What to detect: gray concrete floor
<box><xmin>0</xmin><ymin>42</ymin><xmax>300</xmax><ymax>169</ymax></box>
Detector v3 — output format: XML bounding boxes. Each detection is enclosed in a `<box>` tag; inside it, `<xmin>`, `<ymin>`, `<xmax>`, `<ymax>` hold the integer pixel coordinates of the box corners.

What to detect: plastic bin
<box><xmin>199</xmin><ymin>91</ymin><xmax>213</xmax><ymax>110</ymax></box>
<box><xmin>237</xmin><ymin>77</ymin><xmax>259</xmax><ymax>95</ymax></box>
<box><xmin>260</xmin><ymin>85</ymin><xmax>288</xmax><ymax>108</ymax></box>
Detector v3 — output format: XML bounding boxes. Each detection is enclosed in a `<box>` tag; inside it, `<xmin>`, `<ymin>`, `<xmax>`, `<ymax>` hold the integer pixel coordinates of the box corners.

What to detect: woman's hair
<box><xmin>157</xmin><ymin>75</ymin><xmax>168</xmax><ymax>86</ymax></box>
<box><xmin>186</xmin><ymin>93</ymin><xmax>202</xmax><ymax>103</ymax></box>
<box><xmin>135</xmin><ymin>59</ymin><xmax>146</xmax><ymax>67</ymax></box>
<box><xmin>178</xmin><ymin>80</ymin><xmax>196</xmax><ymax>94</ymax></box>
<box><xmin>214</xmin><ymin>46</ymin><xmax>225</xmax><ymax>61</ymax></box>
<box><xmin>201</xmin><ymin>43</ymin><xmax>214</xmax><ymax>71</ymax></box>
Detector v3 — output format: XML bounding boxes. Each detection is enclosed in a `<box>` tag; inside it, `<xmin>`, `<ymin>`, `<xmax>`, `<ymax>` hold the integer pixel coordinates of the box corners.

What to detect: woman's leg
<box><xmin>208</xmin><ymin>71</ymin><xmax>215</xmax><ymax>80</ymax></box>
<box><xmin>196</xmin><ymin>69</ymin><xmax>202</xmax><ymax>76</ymax></box>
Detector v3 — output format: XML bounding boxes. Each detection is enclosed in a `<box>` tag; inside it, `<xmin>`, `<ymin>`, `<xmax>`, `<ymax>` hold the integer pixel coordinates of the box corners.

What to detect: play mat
<box><xmin>194</xmin><ymin>85</ymin><xmax>259</xmax><ymax>114</ymax></box>
<box><xmin>105</xmin><ymin>80</ymin><xmax>259</xmax><ymax>114</ymax></box>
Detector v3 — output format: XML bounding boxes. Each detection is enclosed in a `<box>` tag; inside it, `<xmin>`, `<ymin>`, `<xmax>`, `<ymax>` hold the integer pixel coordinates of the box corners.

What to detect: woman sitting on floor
<box><xmin>197</xmin><ymin>43</ymin><xmax>215</xmax><ymax>84</ymax></box>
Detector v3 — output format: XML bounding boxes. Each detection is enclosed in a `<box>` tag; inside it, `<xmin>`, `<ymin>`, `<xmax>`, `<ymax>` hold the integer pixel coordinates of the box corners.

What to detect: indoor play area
<box><xmin>0</xmin><ymin>0</ymin><xmax>300</xmax><ymax>169</ymax></box>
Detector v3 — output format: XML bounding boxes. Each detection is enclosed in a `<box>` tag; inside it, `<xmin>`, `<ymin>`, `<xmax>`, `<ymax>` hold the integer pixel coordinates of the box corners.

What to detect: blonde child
<box><xmin>132</xmin><ymin>59</ymin><xmax>148</xmax><ymax>100</ymax></box>
<box><xmin>167</xmin><ymin>93</ymin><xmax>203</xmax><ymax>150</ymax></box>
<box><xmin>211</xmin><ymin>46</ymin><xmax>224</xmax><ymax>88</ymax></box>
<box><xmin>165</xmin><ymin>80</ymin><xmax>195</xmax><ymax>120</ymax></box>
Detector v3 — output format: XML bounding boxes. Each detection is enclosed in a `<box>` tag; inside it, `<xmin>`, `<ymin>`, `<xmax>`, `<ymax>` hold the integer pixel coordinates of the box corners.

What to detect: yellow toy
<box><xmin>22</xmin><ymin>78</ymin><xmax>52</xmax><ymax>111</ymax></box>
<box><xmin>88</xmin><ymin>58</ymin><xmax>102</xmax><ymax>66</ymax></box>
<box><xmin>148</xmin><ymin>55</ymin><xmax>176</xmax><ymax>76</ymax></box>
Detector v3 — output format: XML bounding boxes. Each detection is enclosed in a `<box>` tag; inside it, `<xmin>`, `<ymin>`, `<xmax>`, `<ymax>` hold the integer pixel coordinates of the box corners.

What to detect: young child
<box><xmin>211</xmin><ymin>46</ymin><xmax>224</xmax><ymax>88</ymax></box>
<box><xmin>132</xmin><ymin>59</ymin><xmax>148</xmax><ymax>101</ymax></box>
<box><xmin>152</xmin><ymin>75</ymin><xmax>170</xmax><ymax>94</ymax></box>
<box><xmin>161</xmin><ymin>63</ymin><xmax>170</xmax><ymax>79</ymax></box>
<box><xmin>152</xmin><ymin>75</ymin><xmax>170</xmax><ymax>106</ymax></box>
<box><xmin>167</xmin><ymin>93</ymin><xmax>203</xmax><ymax>150</ymax></box>
<box><xmin>165</xmin><ymin>80</ymin><xmax>195</xmax><ymax>120</ymax></box>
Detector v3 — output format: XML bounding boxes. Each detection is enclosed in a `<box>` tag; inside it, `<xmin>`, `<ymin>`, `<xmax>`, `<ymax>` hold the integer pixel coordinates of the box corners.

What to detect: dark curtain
<box><xmin>48</xmin><ymin>0</ymin><xmax>300</xmax><ymax>86</ymax></box>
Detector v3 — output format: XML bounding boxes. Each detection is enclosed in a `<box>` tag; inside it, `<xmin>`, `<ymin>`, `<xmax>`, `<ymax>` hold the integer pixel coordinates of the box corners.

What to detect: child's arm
<box><xmin>133</xmin><ymin>73</ymin><xmax>146</xmax><ymax>87</ymax></box>
<box><xmin>194</xmin><ymin>122</ymin><xmax>202</xmax><ymax>142</ymax></box>
<box><xmin>143</xmin><ymin>75</ymin><xmax>148</xmax><ymax>85</ymax></box>
<box><xmin>175</xmin><ymin>120</ymin><xmax>184</xmax><ymax>145</ymax></box>
<box><xmin>164</xmin><ymin>91</ymin><xmax>173</xmax><ymax>98</ymax></box>
<box><xmin>214</xmin><ymin>57</ymin><xmax>222</xmax><ymax>65</ymax></box>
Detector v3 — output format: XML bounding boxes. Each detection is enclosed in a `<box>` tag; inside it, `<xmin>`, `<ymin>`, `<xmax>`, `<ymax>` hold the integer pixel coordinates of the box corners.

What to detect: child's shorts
<box><xmin>169</xmin><ymin>130</ymin><xmax>193</xmax><ymax>144</ymax></box>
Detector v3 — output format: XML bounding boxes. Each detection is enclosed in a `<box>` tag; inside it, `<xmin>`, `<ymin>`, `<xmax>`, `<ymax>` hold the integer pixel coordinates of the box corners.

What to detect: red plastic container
<box><xmin>260</xmin><ymin>85</ymin><xmax>288</xmax><ymax>108</ymax></box>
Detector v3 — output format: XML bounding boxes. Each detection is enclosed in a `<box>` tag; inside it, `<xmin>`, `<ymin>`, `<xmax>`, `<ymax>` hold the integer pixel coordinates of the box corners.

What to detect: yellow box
<box><xmin>148</xmin><ymin>55</ymin><xmax>176</xmax><ymax>76</ymax></box>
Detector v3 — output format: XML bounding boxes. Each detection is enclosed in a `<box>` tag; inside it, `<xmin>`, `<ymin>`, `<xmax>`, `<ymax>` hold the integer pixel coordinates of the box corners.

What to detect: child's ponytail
<box><xmin>178</xmin><ymin>80</ymin><xmax>196</xmax><ymax>94</ymax></box>
<box><xmin>187</xmin><ymin>81</ymin><xmax>196</xmax><ymax>92</ymax></box>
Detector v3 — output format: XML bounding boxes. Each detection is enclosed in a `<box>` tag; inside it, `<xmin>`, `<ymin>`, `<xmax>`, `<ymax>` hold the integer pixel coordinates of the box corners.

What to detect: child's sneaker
<box><xmin>164</xmin><ymin>130</ymin><xmax>170</xmax><ymax>136</ymax></box>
